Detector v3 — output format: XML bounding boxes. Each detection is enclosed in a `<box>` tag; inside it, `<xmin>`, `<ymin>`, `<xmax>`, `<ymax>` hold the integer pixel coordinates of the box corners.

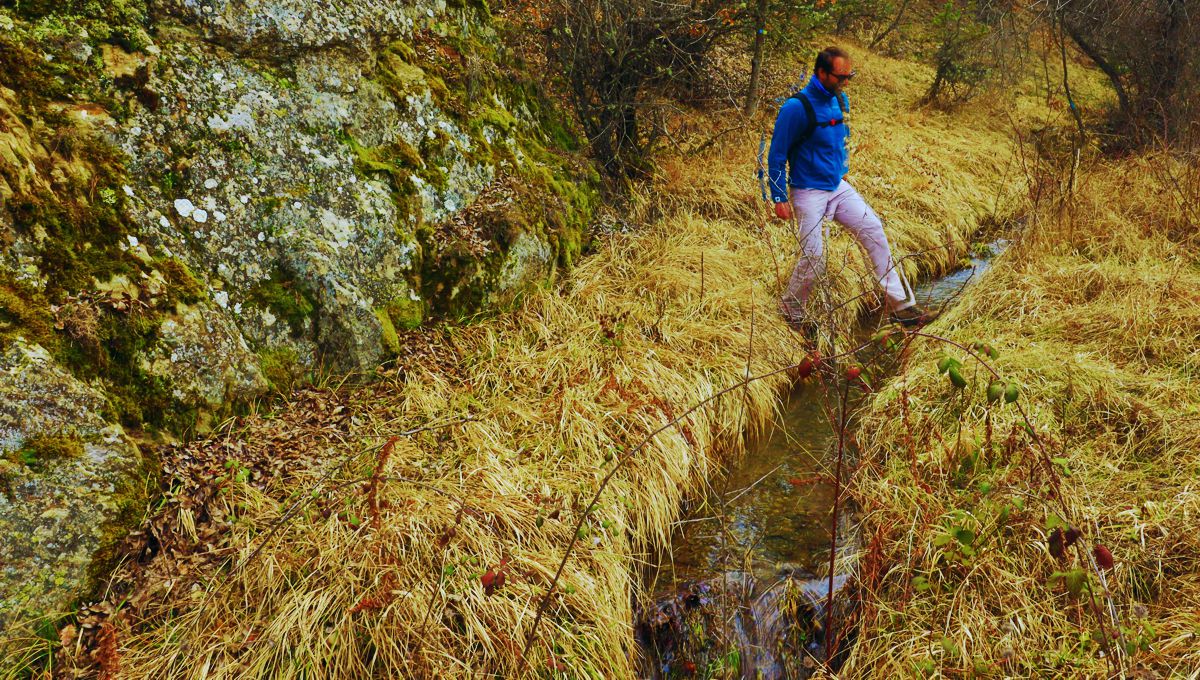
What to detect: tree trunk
<box><xmin>869</xmin><ymin>0</ymin><xmax>912</xmax><ymax>49</ymax></box>
<box><xmin>743</xmin><ymin>0</ymin><xmax>769</xmax><ymax>117</ymax></box>
<box><xmin>1061</xmin><ymin>17</ymin><xmax>1131</xmax><ymax>120</ymax></box>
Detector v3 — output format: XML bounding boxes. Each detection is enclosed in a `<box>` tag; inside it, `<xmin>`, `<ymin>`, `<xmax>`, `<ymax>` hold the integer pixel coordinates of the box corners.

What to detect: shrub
<box><xmin>536</xmin><ymin>0</ymin><xmax>745</xmax><ymax>180</ymax></box>
<box><xmin>921</xmin><ymin>1</ymin><xmax>993</xmax><ymax>106</ymax></box>
<box><xmin>1060</xmin><ymin>0</ymin><xmax>1199</xmax><ymax>145</ymax></box>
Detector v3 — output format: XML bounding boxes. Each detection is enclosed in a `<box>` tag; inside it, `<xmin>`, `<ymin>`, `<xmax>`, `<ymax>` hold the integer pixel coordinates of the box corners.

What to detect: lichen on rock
<box><xmin>116</xmin><ymin>7</ymin><xmax>593</xmax><ymax>368</ymax></box>
<box><xmin>117</xmin><ymin>34</ymin><xmax>425</xmax><ymax>370</ymax></box>
<box><xmin>139</xmin><ymin>301</ymin><xmax>267</xmax><ymax>408</ymax></box>
<box><xmin>0</xmin><ymin>339</ymin><xmax>146</xmax><ymax>636</ymax></box>
<box><xmin>153</xmin><ymin>0</ymin><xmax>444</xmax><ymax>57</ymax></box>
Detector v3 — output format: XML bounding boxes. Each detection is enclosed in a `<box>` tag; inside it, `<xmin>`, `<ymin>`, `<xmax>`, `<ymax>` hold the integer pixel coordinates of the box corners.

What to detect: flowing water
<box><xmin>637</xmin><ymin>241</ymin><xmax>1007</xmax><ymax>679</ymax></box>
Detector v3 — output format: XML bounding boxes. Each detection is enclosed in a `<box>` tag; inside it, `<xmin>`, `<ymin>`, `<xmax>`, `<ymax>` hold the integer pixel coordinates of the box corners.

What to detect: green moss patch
<box><xmin>247</xmin><ymin>268</ymin><xmax>319</xmax><ymax>338</ymax></box>
<box><xmin>342</xmin><ymin>131</ymin><xmax>427</xmax><ymax>225</ymax></box>
<box><xmin>0</xmin><ymin>278</ymin><xmax>55</xmax><ymax>348</ymax></box>
<box><xmin>374</xmin><ymin>307</ymin><xmax>401</xmax><ymax>355</ymax></box>
<box><xmin>6</xmin><ymin>434</ymin><xmax>85</xmax><ymax>473</ymax></box>
<box><xmin>258</xmin><ymin>346</ymin><xmax>305</xmax><ymax>391</ymax></box>
<box><xmin>0</xmin><ymin>153</ymin><xmax>184</xmax><ymax>431</ymax></box>
<box><xmin>0</xmin><ymin>93</ymin><xmax>212</xmax><ymax>433</ymax></box>
<box><xmin>154</xmin><ymin>257</ymin><xmax>206</xmax><ymax>304</ymax></box>
<box><xmin>4</xmin><ymin>0</ymin><xmax>149</xmax><ymax>51</ymax></box>
<box><xmin>375</xmin><ymin>295</ymin><xmax>428</xmax><ymax>355</ymax></box>
<box><xmin>377</xmin><ymin>48</ymin><xmax>449</xmax><ymax>104</ymax></box>
<box><xmin>362</xmin><ymin>18</ymin><xmax>598</xmax><ymax>323</ymax></box>
<box><xmin>385</xmin><ymin>295</ymin><xmax>425</xmax><ymax>330</ymax></box>
<box><xmin>0</xmin><ymin>7</ymin><xmax>144</xmax><ymax>119</ymax></box>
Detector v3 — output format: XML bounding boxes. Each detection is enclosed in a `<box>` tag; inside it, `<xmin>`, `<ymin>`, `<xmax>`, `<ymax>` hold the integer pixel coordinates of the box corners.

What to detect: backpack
<box><xmin>757</xmin><ymin>89</ymin><xmax>851</xmax><ymax>202</ymax></box>
<box><xmin>788</xmin><ymin>89</ymin><xmax>850</xmax><ymax>151</ymax></box>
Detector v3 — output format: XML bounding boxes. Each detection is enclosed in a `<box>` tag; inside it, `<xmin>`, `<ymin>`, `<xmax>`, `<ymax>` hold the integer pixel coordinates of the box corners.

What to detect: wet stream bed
<box><xmin>636</xmin><ymin>241</ymin><xmax>1007</xmax><ymax>679</ymax></box>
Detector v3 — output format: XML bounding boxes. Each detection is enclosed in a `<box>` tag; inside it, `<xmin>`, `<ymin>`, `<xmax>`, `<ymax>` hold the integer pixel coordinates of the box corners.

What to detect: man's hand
<box><xmin>773</xmin><ymin>201</ymin><xmax>793</xmax><ymax>220</ymax></box>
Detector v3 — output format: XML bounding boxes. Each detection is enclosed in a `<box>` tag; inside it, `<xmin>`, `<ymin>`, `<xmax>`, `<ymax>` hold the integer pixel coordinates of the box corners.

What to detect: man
<box><xmin>768</xmin><ymin>46</ymin><xmax>935</xmax><ymax>332</ymax></box>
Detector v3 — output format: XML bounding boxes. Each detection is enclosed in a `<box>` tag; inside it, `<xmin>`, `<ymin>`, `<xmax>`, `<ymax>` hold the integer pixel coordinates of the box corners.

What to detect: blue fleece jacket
<box><xmin>767</xmin><ymin>76</ymin><xmax>850</xmax><ymax>201</ymax></box>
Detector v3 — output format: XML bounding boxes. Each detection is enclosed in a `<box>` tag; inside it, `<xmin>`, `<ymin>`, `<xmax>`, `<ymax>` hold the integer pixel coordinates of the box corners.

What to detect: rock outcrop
<box><xmin>0</xmin><ymin>341</ymin><xmax>145</xmax><ymax>636</ymax></box>
<box><xmin>0</xmin><ymin>0</ymin><xmax>593</xmax><ymax>641</ymax></box>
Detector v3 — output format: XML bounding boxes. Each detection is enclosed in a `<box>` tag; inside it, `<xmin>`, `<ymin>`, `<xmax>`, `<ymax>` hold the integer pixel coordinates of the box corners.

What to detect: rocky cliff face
<box><xmin>0</xmin><ymin>0</ymin><xmax>593</xmax><ymax>641</ymax></box>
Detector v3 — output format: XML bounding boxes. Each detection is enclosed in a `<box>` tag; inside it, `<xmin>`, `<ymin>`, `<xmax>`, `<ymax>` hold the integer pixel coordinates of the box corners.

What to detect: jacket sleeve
<box><xmin>767</xmin><ymin>99</ymin><xmax>806</xmax><ymax>203</ymax></box>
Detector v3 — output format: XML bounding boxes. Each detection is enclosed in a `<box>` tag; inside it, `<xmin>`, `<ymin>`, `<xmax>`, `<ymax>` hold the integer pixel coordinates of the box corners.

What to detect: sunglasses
<box><xmin>830</xmin><ymin>70</ymin><xmax>857</xmax><ymax>83</ymax></box>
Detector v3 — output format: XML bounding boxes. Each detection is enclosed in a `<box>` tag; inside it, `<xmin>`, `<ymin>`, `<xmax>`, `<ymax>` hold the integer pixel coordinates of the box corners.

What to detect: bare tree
<box><xmin>744</xmin><ymin>0</ymin><xmax>770</xmax><ymax>116</ymax></box>
<box><xmin>541</xmin><ymin>0</ymin><xmax>746</xmax><ymax>179</ymax></box>
<box><xmin>919</xmin><ymin>0</ymin><xmax>1029</xmax><ymax>107</ymax></box>
<box><xmin>1059</xmin><ymin>0</ymin><xmax>1199</xmax><ymax>143</ymax></box>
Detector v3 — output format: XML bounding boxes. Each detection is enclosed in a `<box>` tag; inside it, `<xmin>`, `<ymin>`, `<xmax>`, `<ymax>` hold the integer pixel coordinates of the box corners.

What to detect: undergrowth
<box><xmin>844</xmin><ymin>151</ymin><xmax>1200</xmax><ymax>677</ymax></box>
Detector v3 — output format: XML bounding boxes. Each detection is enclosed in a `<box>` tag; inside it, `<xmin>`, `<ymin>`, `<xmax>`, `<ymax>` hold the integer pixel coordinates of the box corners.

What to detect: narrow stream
<box><xmin>636</xmin><ymin>241</ymin><xmax>1007</xmax><ymax>679</ymax></box>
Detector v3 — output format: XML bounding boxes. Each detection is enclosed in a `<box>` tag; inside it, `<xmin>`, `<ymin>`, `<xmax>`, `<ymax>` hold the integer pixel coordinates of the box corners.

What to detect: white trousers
<box><xmin>780</xmin><ymin>180</ymin><xmax>914</xmax><ymax>319</ymax></box>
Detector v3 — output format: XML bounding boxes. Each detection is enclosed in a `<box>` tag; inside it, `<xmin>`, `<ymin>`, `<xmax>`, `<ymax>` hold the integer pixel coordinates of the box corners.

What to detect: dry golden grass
<box><xmin>47</xmin><ymin>42</ymin><xmax>1051</xmax><ymax>680</ymax></box>
<box><xmin>109</xmin><ymin>207</ymin><xmax>807</xmax><ymax>680</ymax></box>
<box><xmin>843</xmin><ymin>151</ymin><xmax>1200</xmax><ymax>678</ymax></box>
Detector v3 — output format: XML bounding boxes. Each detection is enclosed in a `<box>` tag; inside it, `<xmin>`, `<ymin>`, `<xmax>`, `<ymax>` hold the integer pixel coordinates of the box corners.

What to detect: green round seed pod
<box><xmin>948</xmin><ymin>366</ymin><xmax>967</xmax><ymax>388</ymax></box>
<box><xmin>1004</xmin><ymin>382</ymin><xmax>1020</xmax><ymax>403</ymax></box>
<box><xmin>987</xmin><ymin>380</ymin><xmax>1005</xmax><ymax>403</ymax></box>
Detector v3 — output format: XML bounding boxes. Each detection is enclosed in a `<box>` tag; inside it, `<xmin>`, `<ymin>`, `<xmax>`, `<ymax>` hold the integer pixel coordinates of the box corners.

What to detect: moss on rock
<box><xmin>6</xmin><ymin>0</ymin><xmax>149</xmax><ymax>50</ymax></box>
<box><xmin>0</xmin><ymin>278</ymin><xmax>55</xmax><ymax>349</ymax></box>
<box><xmin>9</xmin><ymin>434</ymin><xmax>86</xmax><ymax>472</ymax></box>
<box><xmin>386</xmin><ymin>295</ymin><xmax>425</xmax><ymax>330</ymax></box>
<box><xmin>378</xmin><ymin>48</ymin><xmax>450</xmax><ymax>104</ymax></box>
<box><xmin>362</xmin><ymin>17</ymin><xmax>597</xmax><ymax>322</ymax></box>
<box><xmin>258</xmin><ymin>346</ymin><xmax>304</xmax><ymax>391</ymax></box>
<box><xmin>0</xmin><ymin>134</ymin><xmax>183</xmax><ymax>432</ymax></box>
<box><xmin>247</xmin><ymin>269</ymin><xmax>319</xmax><ymax>339</ymax></box>
<box><xmin>0</xmin><ymin>340</ymin><xmax>148</xmax><ymax>639</ymax></box>
<box><xmin>0</xmin><ymin>0</ymin><xmax>598</xmax><ymax>652</ymax></box>
<box><xmin>374</xmin><ymin>307</ymin><xmax>401</xmax><ymax>355</ymax></box>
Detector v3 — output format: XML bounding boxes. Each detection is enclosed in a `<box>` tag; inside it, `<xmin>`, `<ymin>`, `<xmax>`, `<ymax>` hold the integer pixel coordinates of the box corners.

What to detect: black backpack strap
<box><xmin>787</xmin><ymin>92</ymin><xmax>818</xmax><ymax>156</ymax></box>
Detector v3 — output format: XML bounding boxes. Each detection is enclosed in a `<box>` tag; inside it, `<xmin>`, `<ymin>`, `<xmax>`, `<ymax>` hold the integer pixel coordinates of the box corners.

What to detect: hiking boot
<box><xmin>889</xmin><ymin>304</ymin><xmax>939</xmax><ymax>328</ymax></box>
<box><xmin>785</xmin><ymin>318</ymin><xmax>819</xmax><ymax>344</ymax></box>
<box><xmin>779</xmin><ymin>308</ymin><xmax>818</xmax><ymax>343</ymax></box>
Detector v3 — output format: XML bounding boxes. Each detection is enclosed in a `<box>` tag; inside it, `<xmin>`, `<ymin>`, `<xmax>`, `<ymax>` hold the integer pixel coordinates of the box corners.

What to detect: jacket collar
<box><xmin>807</xmin><ymin>74</ymin><xmax>835</xmax><ymax>100</ymax></box>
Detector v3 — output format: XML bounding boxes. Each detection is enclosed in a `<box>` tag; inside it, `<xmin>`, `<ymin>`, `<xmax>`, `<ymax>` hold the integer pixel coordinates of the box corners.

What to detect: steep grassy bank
<box><xmin>18</xmin><ymin>43</ymin><xmax>1039</xmax><ymax>678</ymax></box>
<box><xmin>845</xmin><ymin>153</ymin><xmax>1200</xmax><ymax>677</ymax></box>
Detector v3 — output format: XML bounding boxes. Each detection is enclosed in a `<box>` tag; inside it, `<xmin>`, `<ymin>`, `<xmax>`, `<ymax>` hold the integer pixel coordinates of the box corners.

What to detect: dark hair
<box><xmin>814</xmin><ymin>46</ymin><xmax>850</xmax><ymax>75</ymax></box>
